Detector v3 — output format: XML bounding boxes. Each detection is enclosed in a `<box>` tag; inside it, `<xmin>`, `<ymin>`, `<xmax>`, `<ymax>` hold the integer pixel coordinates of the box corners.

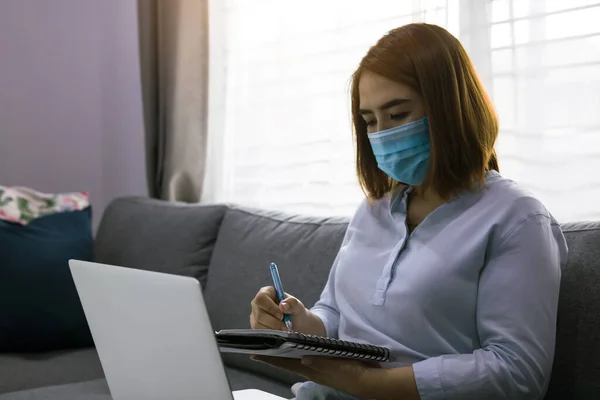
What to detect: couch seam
<box><xmin>226</xmin><ymin>207</ymin><xmax>350</xmax><ymax>227</ymax></box>
<box><xmin>562</xmin><ymin>227</ymin><xmax>600</xmax><ymax>233</ymax></box>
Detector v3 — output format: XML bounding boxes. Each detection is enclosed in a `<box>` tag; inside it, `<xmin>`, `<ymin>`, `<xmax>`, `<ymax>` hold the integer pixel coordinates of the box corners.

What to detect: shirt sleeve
<box><xmin>412</xmin><ymin>213</ymin><xmax>568</xmax><ymax>400</ymax></box>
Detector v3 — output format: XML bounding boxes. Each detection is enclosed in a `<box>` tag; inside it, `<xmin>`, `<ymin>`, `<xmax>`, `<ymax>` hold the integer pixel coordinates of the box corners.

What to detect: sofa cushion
<box><xmin>545</xmin><ymin>221</ymin><xmax>600</xmax><ymax>400</ymax></box>
<box><xmin>0</xmin><ymin>348</ymin><xmax>103</xmax><ymax>394</ymax></box>
<box><xmin>204</xmin><ymin>206</ymin><xmax>349</xmax><ymax>384</ymax></box>
<box><xmin>94</xmin><ymin>197</ymin><xmax>227</xmax><ymax>288</ymax></box>
<box><xmin>0</xmin><ymin>370</ymin><xmax>292</xmax><ymax>400</ymax></box>
<box><xmin>0</xmin><ymin>379</ymin><xmax>110</xmax><ymax>400</ymax></box>
<box><xmin>0</xmin><ymin>208</ymin><xmax>94</xmax><ymax>352</ymax></box>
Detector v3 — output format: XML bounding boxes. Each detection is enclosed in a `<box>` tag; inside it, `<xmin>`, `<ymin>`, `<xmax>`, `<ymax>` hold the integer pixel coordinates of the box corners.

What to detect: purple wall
<box><xmin>0</xmin><ymin>0</ymin><xmax>147</xmax><ymax>229</ymax></box>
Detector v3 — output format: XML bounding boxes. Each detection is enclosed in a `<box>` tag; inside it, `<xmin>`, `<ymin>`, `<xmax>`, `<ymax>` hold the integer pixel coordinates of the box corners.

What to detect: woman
<box><xmin>249</xmin><ymin>23</ymin><xmax>568</xmax><ymax>400</ymax></box>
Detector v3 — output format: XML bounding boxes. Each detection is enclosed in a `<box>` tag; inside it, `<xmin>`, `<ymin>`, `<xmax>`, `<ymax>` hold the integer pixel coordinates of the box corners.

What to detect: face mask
<box><xmin>368</xmin><ymin>116</ymin><xmax>430</xmax><ymax>185</ymax></box>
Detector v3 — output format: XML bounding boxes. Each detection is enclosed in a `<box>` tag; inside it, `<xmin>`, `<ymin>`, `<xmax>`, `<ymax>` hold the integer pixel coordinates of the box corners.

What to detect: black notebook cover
<box><xmin>215</xmin><ymin>329</ymin><xmax>390</xmax><ymax>361</ymax></box>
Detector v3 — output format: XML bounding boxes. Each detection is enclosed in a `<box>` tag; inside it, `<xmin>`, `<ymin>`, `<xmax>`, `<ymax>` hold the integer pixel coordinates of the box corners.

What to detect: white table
<box><xmin>233</xmin><ymin>389</ymin><xmax>288</xmax><ymax>399</ymax></box>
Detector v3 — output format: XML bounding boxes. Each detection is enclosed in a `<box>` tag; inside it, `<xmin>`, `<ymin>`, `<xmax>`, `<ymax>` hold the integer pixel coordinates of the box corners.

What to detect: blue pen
<box><xmin>269</xmin><ymin>262</ymin><xmax>293</xmax><ymax>331</ymax></box>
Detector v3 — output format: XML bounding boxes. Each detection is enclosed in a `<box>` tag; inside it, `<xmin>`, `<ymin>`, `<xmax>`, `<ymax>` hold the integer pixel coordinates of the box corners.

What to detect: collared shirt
<box><xmin>310</xmin><ymin>171</ymin><xmax>568</xmax><ymax>400</ymax></box>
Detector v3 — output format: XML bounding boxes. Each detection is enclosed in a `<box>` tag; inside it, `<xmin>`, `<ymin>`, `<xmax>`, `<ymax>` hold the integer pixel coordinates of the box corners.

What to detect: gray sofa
<box><xmin>0</xmin><ymin>196</ymin><xmax>599</xmax><ymax>399</ymax></box>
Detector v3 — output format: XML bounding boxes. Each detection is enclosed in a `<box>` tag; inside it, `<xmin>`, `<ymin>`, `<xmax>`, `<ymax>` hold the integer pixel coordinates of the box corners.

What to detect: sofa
<box><xmin>0</xmin><ymin>196</ymin><xmax>598</xmax><ymax>399</ymax></box>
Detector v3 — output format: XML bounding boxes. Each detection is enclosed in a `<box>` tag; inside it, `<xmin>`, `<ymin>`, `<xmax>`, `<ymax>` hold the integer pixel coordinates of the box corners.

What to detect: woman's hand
<box><xmin>249</xmin><ymin>286</ymin><xmax>326</xmax><ymax>335</ymax></box>
<box><xmin>252</xmin><ymin>355</ymin><xmax>380</xmax><ymax>398</ymax></box>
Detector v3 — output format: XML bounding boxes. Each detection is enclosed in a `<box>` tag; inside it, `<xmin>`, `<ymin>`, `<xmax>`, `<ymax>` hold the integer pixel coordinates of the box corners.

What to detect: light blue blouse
<box><xmin>310</xmin><ymin>171</ymin><xmax>568</xmax><ymax>399</ymax></box>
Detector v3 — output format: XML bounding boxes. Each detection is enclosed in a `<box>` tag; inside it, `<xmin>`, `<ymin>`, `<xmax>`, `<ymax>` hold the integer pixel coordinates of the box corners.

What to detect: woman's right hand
<box><xmin>250</xmin><ymin>286</ymin><xmax>325</xmax><ymax>335</ymax></box>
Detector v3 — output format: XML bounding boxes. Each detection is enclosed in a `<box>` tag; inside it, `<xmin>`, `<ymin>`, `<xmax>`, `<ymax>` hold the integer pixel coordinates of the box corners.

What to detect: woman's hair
<box><xmin>351</xmin><ymin>23</ymin><xmax>499</xmax><ymax>201</ymax></box>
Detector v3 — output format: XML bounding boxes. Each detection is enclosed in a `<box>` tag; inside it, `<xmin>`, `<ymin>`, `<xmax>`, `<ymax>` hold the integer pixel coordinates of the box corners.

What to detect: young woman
<box><xmin>249</xmin><ymin>23</ymin><xmax>568</xmax><ymax>400</ymax></box>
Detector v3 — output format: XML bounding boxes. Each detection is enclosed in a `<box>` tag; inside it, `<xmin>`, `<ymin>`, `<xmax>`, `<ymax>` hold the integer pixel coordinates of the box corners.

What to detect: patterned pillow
<box><xmin>0</xmin><ymin>185</ymin><xmax>89</xmax><ymax>225</ymax></box>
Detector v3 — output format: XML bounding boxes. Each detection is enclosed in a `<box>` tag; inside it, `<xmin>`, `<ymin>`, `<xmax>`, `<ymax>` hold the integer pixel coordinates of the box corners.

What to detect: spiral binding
<box><xmin>288</xmin><ymin>332</ymin><xmax>389</xmax><ymax>361</ymax></box>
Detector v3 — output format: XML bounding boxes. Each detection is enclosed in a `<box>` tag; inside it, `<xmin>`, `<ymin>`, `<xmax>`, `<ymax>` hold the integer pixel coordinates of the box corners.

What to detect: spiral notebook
<box><xmin>215</xmin><ymin>329</ymin><xmax>390</xmax><ymax>361</ymax></box>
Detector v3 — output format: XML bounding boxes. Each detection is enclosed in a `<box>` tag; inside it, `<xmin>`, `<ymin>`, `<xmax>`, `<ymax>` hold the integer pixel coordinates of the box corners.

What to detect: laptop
<box><xmin>68</xmin><ymin>260</ymin><xmax>287</xmax><ymax>400</ymax></box>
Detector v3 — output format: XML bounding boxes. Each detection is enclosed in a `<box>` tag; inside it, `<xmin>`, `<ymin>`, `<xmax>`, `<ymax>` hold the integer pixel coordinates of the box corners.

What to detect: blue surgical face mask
<box><xmin>368</xmin><ymin>116</ymin><xmax>430</xmax><ymax>185</ymax></box>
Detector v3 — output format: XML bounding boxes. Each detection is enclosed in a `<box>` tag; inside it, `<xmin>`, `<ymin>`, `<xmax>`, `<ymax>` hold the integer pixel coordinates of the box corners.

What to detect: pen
<box><xmin>269</xmin><ymin>262</ymin><xmax>293</xmax><ymax>331</ymax></box>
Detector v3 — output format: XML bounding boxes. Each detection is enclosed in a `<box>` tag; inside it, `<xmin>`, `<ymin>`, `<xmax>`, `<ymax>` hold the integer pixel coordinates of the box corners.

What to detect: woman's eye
<box><xmin>390</xmin><ymin>113</ymin><xmax>408</xmax><ymax>120</ymax></box>
<box><xmin>365</xmin><ymin>120</ymin><xmax>376</xmax><ymax>126</ymax></box>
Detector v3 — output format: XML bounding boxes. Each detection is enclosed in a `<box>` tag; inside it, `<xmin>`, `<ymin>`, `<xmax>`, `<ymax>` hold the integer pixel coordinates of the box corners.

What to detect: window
<box><xmin>205</xmin><ymin>0</ymin><xmax>600</xmax><ymax>222</ymax></box>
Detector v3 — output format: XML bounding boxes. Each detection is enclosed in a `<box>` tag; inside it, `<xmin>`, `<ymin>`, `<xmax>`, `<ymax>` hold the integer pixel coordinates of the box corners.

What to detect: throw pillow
<box><xmin>0</xmin><ymin>207</ymin><xmax>94</xmax><ymax>352</ymax></box>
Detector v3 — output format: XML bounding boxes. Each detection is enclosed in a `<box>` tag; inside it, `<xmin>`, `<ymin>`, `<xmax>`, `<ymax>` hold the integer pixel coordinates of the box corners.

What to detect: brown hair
<box><xmin>351</xmin><ymin>23</ymin><xmax>499</xmax><ymax>201</ymax></box>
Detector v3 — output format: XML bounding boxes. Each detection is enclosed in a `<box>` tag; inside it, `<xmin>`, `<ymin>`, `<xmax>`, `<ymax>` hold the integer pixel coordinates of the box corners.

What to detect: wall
<box><xmin>0</xmin><ymin>0</ymin><xmax>147</xmax><ymax>229</ymax></box>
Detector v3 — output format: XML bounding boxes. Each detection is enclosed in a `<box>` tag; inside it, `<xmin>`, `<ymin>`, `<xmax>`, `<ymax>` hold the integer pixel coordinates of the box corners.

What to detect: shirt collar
<box><xmin>388</xmin><ymin>170</ymin><xmax>501</xmax><ymax>217</ymax></box>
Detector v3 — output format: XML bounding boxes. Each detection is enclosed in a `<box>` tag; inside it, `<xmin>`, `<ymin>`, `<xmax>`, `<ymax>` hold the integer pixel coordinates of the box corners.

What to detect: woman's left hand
<box><xmin>251</xmin><ymin>355</ymin><xmax>379</xmax><ymax>396</ymax></box>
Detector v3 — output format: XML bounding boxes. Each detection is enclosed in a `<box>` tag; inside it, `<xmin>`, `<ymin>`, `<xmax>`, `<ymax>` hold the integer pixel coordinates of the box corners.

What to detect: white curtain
<box><xmin>204</xmin><ymin>0</ymin><xmax>600</xmax><ymax>222</ymax></box>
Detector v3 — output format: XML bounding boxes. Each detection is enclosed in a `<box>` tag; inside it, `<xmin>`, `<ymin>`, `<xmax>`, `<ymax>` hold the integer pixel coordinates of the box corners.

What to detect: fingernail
<box><xmin>276</xmin><ymin>313</ymin><xmax>284</xmax><ymax>320</ymax></box>
<box><xmin>301</xmin><ymin>357</ymin><xmax>313</xmax><ymax>366</ymax></box>
<box><xmin>280</xmin><ymin>302</ymin><xmax>289</xmax><ymax>313</ymax></box>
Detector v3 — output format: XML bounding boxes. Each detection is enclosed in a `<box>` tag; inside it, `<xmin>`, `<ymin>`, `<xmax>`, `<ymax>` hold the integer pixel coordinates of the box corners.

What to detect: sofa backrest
<box><xmin>203</xmin><ymin>205</ymin><xmax>349</xmax><ymax>385</ymax></box>
<box><xmin>94</xmin><ymin>197</ymin><xmax>227</xmax><ymax>288</ymax></box>
<box><xmin>545</xmin><ymin>221</ymin><xmax>600</xmax><ymax>400</ymax></box>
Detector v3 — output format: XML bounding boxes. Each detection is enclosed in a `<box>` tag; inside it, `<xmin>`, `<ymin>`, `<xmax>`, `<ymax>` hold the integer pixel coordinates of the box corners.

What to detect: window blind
<box><xmin>205</xmin><ymin>0</ymin><xmax>600</xmax><ymax>221</ymax></box>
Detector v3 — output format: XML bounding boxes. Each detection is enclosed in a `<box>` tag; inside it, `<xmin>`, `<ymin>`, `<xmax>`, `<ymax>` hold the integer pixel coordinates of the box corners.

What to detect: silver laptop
<box><xmin>69</xmin><ymin>260</ymin><xmax>286</xmax><ymax>400</ymax></box>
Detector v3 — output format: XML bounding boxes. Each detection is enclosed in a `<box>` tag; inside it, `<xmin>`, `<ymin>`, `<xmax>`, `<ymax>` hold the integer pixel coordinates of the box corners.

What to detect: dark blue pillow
<box><xmin>0</xmin><ymin>207</ymin><xmax>94</xmax><ymax>352</ymax></box>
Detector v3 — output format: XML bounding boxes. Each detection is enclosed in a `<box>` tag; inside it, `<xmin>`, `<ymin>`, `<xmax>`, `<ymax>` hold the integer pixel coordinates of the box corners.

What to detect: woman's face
<box><xmin>358</xmin><ymin>70</ymin><xmax>426</xmax><ymax>134</ymax></box>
